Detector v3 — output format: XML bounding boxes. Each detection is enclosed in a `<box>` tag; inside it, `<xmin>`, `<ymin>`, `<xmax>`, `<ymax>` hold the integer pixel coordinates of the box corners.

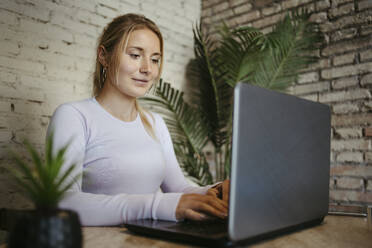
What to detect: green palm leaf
<box><xmin>217</xmin><ymin>24</ymin><xmax>266</xmax><ymax>87</ymax></box>
<box><xmin>141</xmin><ymin>79</ymin><xmax>209</xmax><ymax>154</ymax></box>
<box><xmin>174</xmin><ymin>144</ymin><xmax>213</xmax><ymax>185</ymax></box>
<box><xmin>251</xmin><ymin>9</ymin><xmax>322</xmax><ymax>91</ymax></box>
<box><xmin>141</xmin><ymin>80</ymin><xmax>213</xmax><ymax>184</ymax></box>
<box><xmin>187</xmin><ymin>24</ymin><xmax>233</xmax><ymax>150</ymax></box>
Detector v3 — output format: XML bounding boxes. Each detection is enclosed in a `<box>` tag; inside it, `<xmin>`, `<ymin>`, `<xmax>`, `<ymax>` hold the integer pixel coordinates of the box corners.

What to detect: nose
<box><xmin>139</xmin><ymin>58</ymin><xmax>151</xmax><ymax>74</ymax></box>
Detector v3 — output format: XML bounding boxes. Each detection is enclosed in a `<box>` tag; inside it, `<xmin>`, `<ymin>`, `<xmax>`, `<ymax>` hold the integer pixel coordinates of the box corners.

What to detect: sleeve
<box><xmin>47</xmin><ymin>104</ymin><xmax>180</xmax><ymax>226</ymax></box>
<box><xmin>155</xmin><ymin>114</ymin><xmax>216</xmax><ymax>195</ymax></box>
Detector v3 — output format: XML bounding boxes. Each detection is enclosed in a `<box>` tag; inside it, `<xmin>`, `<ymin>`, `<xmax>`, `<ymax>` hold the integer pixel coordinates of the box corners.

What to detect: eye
<box><xmin>151</xmin><ymin>58</ymin><xmax>160</xmax><ymax>64</ymax></box>
<box><xmin>130</xmin><ymin>54</ymin><xmax>140</xmax><ymax>59</ymax></box>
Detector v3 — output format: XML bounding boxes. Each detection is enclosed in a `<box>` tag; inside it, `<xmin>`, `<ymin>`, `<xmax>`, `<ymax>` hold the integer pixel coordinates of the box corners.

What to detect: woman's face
<box><xmin>113</xmin><ymin>28</ymin><xmax>161</xmax><ymax>99</ymax></box>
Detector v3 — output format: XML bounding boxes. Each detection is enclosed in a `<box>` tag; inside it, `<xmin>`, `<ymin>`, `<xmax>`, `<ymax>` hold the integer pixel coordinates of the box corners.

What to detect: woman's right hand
<box><xmin>175</xmin><ymin>193</ymin><xmax>228</xmax><ymax>221</ymax></box>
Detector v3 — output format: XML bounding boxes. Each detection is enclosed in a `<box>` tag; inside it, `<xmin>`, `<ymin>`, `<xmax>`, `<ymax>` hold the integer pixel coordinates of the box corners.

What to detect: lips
<box><xmin>132</xmin><ymin>78</ymin><xmax>150</xmax><ymax>87</ymax></box>
<box><xmin>133</xmin><ymin>78</ymin><xmax>149</xmax><ymax>83</ymax></box>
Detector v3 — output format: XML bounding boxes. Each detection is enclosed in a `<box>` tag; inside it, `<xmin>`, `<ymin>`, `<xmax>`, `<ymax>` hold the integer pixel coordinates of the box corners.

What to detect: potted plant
<box><xmin>2</xmin><ymin>133</ymin><xmax>82</xmax><ymax>248</ymax></box>
<box><xmin>141</xmin><ymin>9</ymin><xmax>323</xmax><ymax>185</ymax></box>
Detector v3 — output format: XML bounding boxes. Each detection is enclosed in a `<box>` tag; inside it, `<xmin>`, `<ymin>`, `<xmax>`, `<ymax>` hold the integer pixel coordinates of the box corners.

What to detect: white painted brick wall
<box><xmin>0</xmin><ymin>0</ymin><xmax>201</xmax><ymax>208</ymax></box>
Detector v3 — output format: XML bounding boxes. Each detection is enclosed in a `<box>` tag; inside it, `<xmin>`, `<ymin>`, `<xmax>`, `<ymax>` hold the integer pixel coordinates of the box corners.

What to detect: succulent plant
<box><xmin>9</xmin><ymin>133</ymin><xmax>79</xmax><ymax>210</ymax></box>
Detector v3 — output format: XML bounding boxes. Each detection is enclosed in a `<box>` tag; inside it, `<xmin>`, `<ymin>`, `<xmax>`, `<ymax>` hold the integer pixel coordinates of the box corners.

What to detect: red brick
<box><xmin>202</xmin><ymin>0</ymin><xmax>222</xmax><ymax>9</ymax></box>
<box><xmin>332</xmin><ymin>0</ymin><xmax>353</xmax><ymax>6</ymax></box>
<box><xmin>330</xmin><ymin>165</ymin><xmax>372</xmax><ymax>177</ymax></box>
<box><xmin>229</xmin><ymin>0</ymin><xmax>247</xmax><ymax>8</ymax></box>
<box><xmin>332</xmin><ymin>113</ymin><xmax>372</xmax><ymax>126</ymax></box>
<box><xmin>253</xmin><ymin>0</ymin><xmax>272</xmax><ymax>8</ymax></box>
<box><xmin>303</xmin><ymin>59</ymin><xmax>331</xmax><ymax>72</ymax></box>
<box><xmin>232</xmin><ymin>3</ymin><xmax>252</xmax><ymax>15</ymax></box>
<box><xmin>331</xmin><ymin>77</ymin><xmax>358</xmax><ymax>89</ymax></box>
<box><xmin>252</xmin><ymin>13</ymin><xmax>283</xmax><ymax>28</ymax></box>
<box><xmin>281</xmin><ymin>0</ymin><xmax>312</xmax><ymax>9</ymax></box>
<box><xmin>212</xmin><ymin>1</ymin><xmax>229</xmax><ymax>14</ymax></box>
<box><xmin>262</xmin><ymin>3</ymin><xmax>281</xmax><ymax>16</ymax></box>
<box><xmin>361</xmin><ymin>25</ymin><xmax>372</xmax><ymax>36</ymax></box>
<box><xmin>333</xmin><ymin>102</ymin><xmax>359</xmax><ymax>114</ymax></box>
<box><xmin>310</xmin><ymin>12</ymin><xmax>328</xmax><ymax>23</ymax></box>
<box><xmin>328</xmin><ymin>203</ymin><xmax>365</xmax><ymax>213</ymax></box>
<box><xmin>329</xmin><ymin>3</ymin><xmax>354</xmax><ymax>18</ymax></box>
<box><xmin>316</xmin><ymin>0</ymin><xmax>331</xmax><ymax>11</ymax></box>
<box><xmin>358</xmin><ymin>0</ymin><xmax>372</xmax><ymax>11</ymax></box>
<box><xmin>330</xmin><ymin>190</ymin><xmax>372</xmax><ymax>203</ymax></box>
<box><xmin>330</xmin><ymin>178</ymin><xmax>336</xmax><ymax>189</ymax></box>
<box><xmin>333</xmin><ymin>53</ymin><xmax>355</xmax><ymax>66</ymax></box>
<box><xmin>366</xmin><ymin>152</ymin><xmax>372</xmax><ymax>163</ymax></box>
<box><xmin>298</xmin><ymin>72</ymin><xmax>320</xmax><ymax>84</ymax></box>
<box><xmin>331</xmin><ymin>28</ymin><xmax>358</xmax><ymax>42</ymax></box>
<box><xmin>364</xmin><ymin>128</ymin><xmax>372</xmax><ymax>137</ymax></box>
<box><xmin>320</xmin><ymin>11</ymin><xmax>372</xmax><ymax>33</ymax></box>
<box><xmin>202</xmin><ymin>8</ymin><xmax>212</xmax><ymax>17</ymax></box>
<box><xmin>364</xmin><ymin>101</ymin><xmax>372</xmax><ymax>110</ymax></box>
<box><xmin>361</xmin><ymin>73</ymin><xmax>372</xmax><ymax>86</ymax></box>
<box><xmin>217</xmin><ymin>9</ymin><xmax>234</xmax><ymax>20</ymax></box>
<box><xmin>321</xmin><ymin>62</ymin><xmax>372</xmax><ymax>79</ymax></box>
<box><xmin>336</xmin><ymin>152</ymin><xmax>364</xmax><ymax>163</ymax></box>
<box><xmin>322</xmin><ymin>38</ymin><xmax>372</xmax><ymax>57</ymax></box>
<box><xmin>336</xmin><ymin>177</ymin><xmax>363</xmax><ymax>189</ymax></box>
<box><xmin>335</xmin><ymin>127</ymin><xmax>363</xmax><ymax>138</ymax></box>
<box><xmin>319</xmin><ymin>89</ymin><xmax>371</xmax><ymax>103</ymax></box>
<box><xmin>368</xmin><ymin>180</ymin><xmax>372</xmax><ymax>191</ymax></box>
<box><xmin>229</xmin><ymin>10</ymin><xmax>260</xmax><ymax>24</ymax></box>
<box><xmin>331</xmin><ymin>139</ymin><xmax>371</xmax><ymax>151</ymax></box>
<box><xmin>360</xmin><ymin>50</ymin><xmax>372</xmax><ymax>62</ymax></box>
<box><xmin>305</xmin><ymin>3</ymin><xmax>315</xmax><ymax>12</ymax></box>
<box><xmin>292</xmin><ymin>82</ymin><xmax>330</xmax><ymax>95</ymax></box>
<box><xmin>300</xmin><ymin>94</ymin><xmax>318</xmax><ymax>102</ymax></box>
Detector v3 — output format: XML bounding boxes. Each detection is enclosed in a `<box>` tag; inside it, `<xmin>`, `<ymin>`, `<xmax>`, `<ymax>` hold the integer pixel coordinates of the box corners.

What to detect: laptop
<box><xmin>125</xmin><ymin>83</ymin><xmax>331</xmax><ymax>247</ymax></box>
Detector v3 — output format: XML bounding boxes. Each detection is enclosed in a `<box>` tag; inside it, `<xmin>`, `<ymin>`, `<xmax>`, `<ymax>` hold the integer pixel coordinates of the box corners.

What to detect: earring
<box><xmin>101</xmin><ymin>67</ymin><xmax>107</xmax><ymax>88</ymax></box>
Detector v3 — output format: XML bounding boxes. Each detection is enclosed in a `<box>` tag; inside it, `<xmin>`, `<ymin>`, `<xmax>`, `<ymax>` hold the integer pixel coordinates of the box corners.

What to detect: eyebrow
<box><xmin>128</xmin><ymin>46</ymin><xmax>161</xmax><ymax>56</ymax></box>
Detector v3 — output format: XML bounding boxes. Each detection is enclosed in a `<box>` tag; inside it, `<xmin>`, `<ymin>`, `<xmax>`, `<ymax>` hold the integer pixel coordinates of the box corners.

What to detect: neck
<box><xmin>96</xmin><ymin>82</ymin><xmax>138</xmax><ymax>122</ymax></box>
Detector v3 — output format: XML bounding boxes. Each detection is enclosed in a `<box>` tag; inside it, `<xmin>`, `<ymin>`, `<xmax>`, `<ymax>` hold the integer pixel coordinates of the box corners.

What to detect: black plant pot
<box><xmin>7</xmin><ymin>209</ymin><xmax>82</xmax><ymax>248</ymax></box>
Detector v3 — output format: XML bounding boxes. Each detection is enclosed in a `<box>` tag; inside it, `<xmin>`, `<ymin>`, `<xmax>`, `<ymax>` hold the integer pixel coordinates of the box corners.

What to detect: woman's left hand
<box><xmin>207</xmin><ymin>179</ymin><xmax>230</xmax><ymax>204</ymax></box>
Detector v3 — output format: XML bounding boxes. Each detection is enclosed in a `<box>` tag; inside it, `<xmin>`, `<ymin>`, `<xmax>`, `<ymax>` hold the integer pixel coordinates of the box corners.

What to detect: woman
<box><xmin>48</xmin><ymin>13</ymin><xmax>229</xmax><ymax>226</ymax></box>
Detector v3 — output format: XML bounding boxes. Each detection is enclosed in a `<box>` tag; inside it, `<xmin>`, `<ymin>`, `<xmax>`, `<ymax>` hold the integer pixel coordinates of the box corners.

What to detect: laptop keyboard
<box><xmin>166</xmin><ymin>218</ymin><xmax>228</xmax><ymax>236</ymax></box>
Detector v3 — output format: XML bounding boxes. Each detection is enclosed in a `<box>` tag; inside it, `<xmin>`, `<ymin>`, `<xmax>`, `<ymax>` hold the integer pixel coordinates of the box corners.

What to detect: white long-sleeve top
<box><xmin>47</xmin><ymin>98</ymin><xmax>212</xmax><ymax>226</ymax></box>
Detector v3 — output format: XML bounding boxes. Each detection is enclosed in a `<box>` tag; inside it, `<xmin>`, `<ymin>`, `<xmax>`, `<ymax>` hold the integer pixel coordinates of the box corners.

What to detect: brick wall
<box><xmin>0</xmin><ymin>0</ymin><xmax>201</xmax><ymax>209</ymax></box>
<box><xmin>202</xmin><ymin>0</ymin><xmax>372</xmax><ymax>213</ymax></box>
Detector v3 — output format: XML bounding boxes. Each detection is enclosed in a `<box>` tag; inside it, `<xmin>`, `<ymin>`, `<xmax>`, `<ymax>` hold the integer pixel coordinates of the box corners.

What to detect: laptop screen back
<box><xmin>228</xmin><ymin>83</ymin><xmax>331</xmax><ymax>241</ymax></box>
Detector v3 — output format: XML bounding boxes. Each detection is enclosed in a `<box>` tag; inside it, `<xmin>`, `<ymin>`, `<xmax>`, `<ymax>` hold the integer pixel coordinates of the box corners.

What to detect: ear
<box><xmin>98</xmin><ymin>45</ymin><xmax>108</xmax><ymax>67</ymax></box>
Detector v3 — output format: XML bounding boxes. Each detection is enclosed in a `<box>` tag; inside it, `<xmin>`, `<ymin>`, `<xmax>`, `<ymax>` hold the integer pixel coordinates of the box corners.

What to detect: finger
<box><xmin>195</xmin><ymin>200</ymin><xmax>227</xmax><ymax>219</ymax></box>
<box><xmin>184</xmin><ymin>209</ymin><xmax>208</xmax><ymax>221</ymax></box>
<box><xmin>207</xmin><ymin>189</ymin><xmax>226</xmax><ymax>206</ymax></box>
<box><xmin>210</xmin><ymin>194</ymin><xmax>228</xmax><ymax>210</ymax></box>
<box><xmin>205</xmin><ymin>196</ymin><xmax>228</xmax><ymax>213</ymax></box>
<box><xmin>222</xmin><ymin>180</ymin><xmax>230</xmax><ymax>203</ymax></box>
<box><xmin>206</xmin><ymin>188</ymin><xmax>218</xmax><ymax>198</ymax></box>
<box><xmin>203</xmin><ymin>192</ymin><xmax>228</xmax><ymax>213</ymax></box>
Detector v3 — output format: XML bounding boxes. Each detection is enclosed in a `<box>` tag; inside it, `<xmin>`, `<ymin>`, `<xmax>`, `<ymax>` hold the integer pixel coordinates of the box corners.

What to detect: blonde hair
<box><xmin>93</xmin><ymin>14</ymin><xmax>164</xmax><ymax>139</ymax></box>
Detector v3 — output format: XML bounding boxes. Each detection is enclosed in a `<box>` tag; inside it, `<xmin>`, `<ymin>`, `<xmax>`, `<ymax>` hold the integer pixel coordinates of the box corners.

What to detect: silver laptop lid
<box><xmin>229</xmin><ymin>83</ymin><xmax>331</xmax><ymax>241</ymax></box>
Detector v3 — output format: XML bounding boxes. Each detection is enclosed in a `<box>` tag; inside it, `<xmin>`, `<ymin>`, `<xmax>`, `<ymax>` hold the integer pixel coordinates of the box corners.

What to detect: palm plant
<box><xmin>142</xmin><ymin>9</ymin><xmax>323</xmax><ymax>185</ymax></box>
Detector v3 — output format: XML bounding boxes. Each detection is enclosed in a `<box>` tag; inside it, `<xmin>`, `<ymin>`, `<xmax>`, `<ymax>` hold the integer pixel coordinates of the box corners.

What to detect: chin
<box><xmin>115</xmin><ymin>83</ymin><xmax>151</xmax><ymax>99</ymax></box>
<box><xmin>127</xmin><ymin>88</ymin><xmax>149</xmax><ymax>98</ymax></box>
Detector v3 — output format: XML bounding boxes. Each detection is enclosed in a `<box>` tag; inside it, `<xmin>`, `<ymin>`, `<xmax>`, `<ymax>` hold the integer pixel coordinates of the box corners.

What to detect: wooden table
<box><xmin>82</xmin><ymin>215</ymin><xmax>372</xmax><ymax>247</ymax></box>
<box><xmin>1</xmin><ymin>215</ymin><xmax>371</xmax><ymax>247</ymax></box>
